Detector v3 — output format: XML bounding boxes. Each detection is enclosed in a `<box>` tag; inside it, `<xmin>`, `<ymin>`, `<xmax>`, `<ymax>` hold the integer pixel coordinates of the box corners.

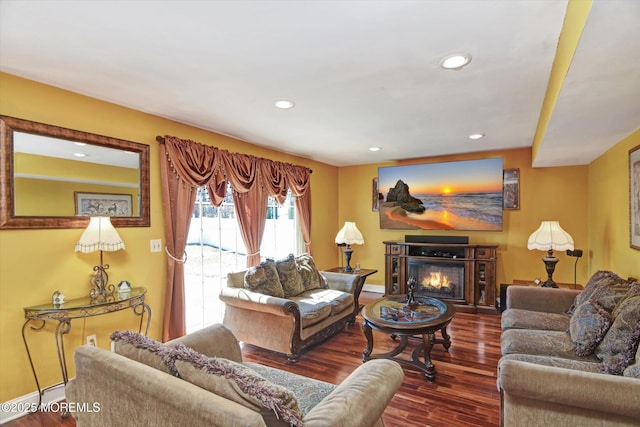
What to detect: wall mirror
<box><xmin>1</xmin><ymin>115</ymin><xmax>150</xmax><ymax>229</ymax></box>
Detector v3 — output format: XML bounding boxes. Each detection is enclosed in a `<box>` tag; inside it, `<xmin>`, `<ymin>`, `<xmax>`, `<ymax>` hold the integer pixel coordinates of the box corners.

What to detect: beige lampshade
<box><xmin>75</xmin><ymin>217</ymin><xmax>125</xmax><ymax>253</ymax></box>
<box><xmin>335</xmin><ymin>221</ymin><xmax>364</xmax><ymax>245</ymax></box>
<box><xmin>527</xmin><ymin>221</ymin><xmax>574</xmax><ymax>251</ymax></box>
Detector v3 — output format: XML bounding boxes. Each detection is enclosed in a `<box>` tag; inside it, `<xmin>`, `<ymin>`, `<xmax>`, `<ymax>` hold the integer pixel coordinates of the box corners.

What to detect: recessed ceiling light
<box><xmin>73</xmin><ymin>152</ymin><xmax>87</xmax><ymax>157</ymax></box>
<box><xmin>469</xmin><ymin>133</ymin><xmax>485</xmax><ymax>140</ymax></box>
<box><xmin>369</xmin><ymin>147</ymin><xmax>382</xmax><ymax>152</ymax></box>
<box><xmin>74</xmin><ymin>142</ymin><xmax>87</xmax><ymax>146</ymax></box>
<box><xmin>274</xmin><ymin>100</ymin><xmax>295</xmax><ymax>109</ymax></box>
<box><xmin>440</xmin><ymin>54</ymin><xmax>472</xmax><ymax>70</ymax></box>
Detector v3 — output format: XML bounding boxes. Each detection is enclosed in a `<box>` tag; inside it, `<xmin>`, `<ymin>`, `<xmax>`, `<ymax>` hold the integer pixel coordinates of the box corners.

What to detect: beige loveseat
<box><xmin>220</xmin><ymin>254</ymin><xmax>362</xmax><ymax>362</ymax></box>
<box><xmin>498</xmin><ymin>271</ymin><xmax>640</xmax><ymax>426</ymax></box>
<box><xmin>66</xmin><ymin>324</ymin><xmax>404</xmax><ymax>427</ymax></box>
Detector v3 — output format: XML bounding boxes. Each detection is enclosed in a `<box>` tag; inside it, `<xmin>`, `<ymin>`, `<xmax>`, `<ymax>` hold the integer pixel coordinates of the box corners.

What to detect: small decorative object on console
<box><xmin>118</xmin><ymin>280</ymin><xmax>132</xmax><ymax>294</ymax></box>
<box><xmin>52</xmin><ymin>290</ymin><xmax>65</xmax><ymax>305</ymax></box>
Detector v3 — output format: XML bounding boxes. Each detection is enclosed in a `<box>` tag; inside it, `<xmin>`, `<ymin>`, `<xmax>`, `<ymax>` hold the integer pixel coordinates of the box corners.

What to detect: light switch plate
<box><xmin>150</xmin><ymin>239</ymin><xmax>162</xmax><ymax>252</ymax></box>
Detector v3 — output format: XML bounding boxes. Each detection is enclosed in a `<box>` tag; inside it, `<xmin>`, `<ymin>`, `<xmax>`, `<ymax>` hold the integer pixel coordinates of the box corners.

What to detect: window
<box><xmin>184</xmin><ymin>185</ymin><xmax>300</xmax><ymax>333</ymax></box>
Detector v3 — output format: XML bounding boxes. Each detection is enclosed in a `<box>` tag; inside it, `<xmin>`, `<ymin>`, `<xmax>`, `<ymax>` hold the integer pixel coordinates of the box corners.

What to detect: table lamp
<box><xmin>335</xmin><ymin>221</ymin><xmax>364</xmax><ymax>272</ymax></box>
<box><xmin>75</xmin><ymin>216</ymin><xmax>125</xmax><ymax>299</ymax></box>
<box><xmin>527</xmin><ymin>221</ymin><xmax>574</xmax><ymax>288</ymax></box>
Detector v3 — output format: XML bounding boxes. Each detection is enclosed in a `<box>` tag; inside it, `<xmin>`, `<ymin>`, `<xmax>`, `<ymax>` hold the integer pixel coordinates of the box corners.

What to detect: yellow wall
<box><xmin>0</xmin><ymin>73</ymin><xmax>338</xmax><ymax>401</ymax></box>
<box><xmin>588</xmin><ymin>129</ymin><xmax>640</xmax><ymax>278</ymax></box>
<box><xmin>15</xmin><ymin>152</ymin><xmax>139</xmax><ymax>184</ymax></box>
<box><xmin>337</xmin><ymin>148</ymin><xmax>590</xmax><ymax>290</ymax></box>
<box><xmin>14</xmin><ymin>151</ymin><xmax>139</xmax><ymax>215</ymax></box>
<box><xmin>15</xmin><ymin>178</ymin><xmax>137</xmax><ymax>216</ymax></box>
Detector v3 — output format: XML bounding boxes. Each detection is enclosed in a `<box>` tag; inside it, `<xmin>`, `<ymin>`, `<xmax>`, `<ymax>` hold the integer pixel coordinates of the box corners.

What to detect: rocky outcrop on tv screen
<box><xmin>386</xmin><ymin>180</ymin><xmax>425</xmax><ymax>213</ymax></box>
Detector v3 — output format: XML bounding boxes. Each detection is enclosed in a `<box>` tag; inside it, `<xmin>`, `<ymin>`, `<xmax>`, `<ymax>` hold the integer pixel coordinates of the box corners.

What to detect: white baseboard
<box><xmin>362</xmin><ymin>284</ymin><xmax>384</xmax><ymax>294</ymax></box>
<box><xmin>0</xmin><ymin>383</ymin><xmax>66</xmax><ymax>424</ymax></box>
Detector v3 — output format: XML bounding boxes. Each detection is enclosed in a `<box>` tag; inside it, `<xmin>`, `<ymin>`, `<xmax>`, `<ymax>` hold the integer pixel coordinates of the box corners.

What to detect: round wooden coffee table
<box><xmin>361</xmin><ymin>295</ymin><xmax>456</xmax><ymax>382</ymax></box>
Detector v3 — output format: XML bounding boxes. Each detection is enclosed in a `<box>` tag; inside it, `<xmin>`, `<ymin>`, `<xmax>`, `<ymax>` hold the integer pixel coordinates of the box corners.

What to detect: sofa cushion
<box><xmin>293</xmin><ymin>299</ymin><xmax>333</xmax><ymax>328</ymax></box>
<box><xmin>595</xmin><ymin>294</ymin><xmax>640</xmax><ymax>375</ymax></box>
<box><xmin>569</xmin><ymin>301</ymin><xmax>612</xmax><ymax>356</ymax></box>
<box><xmin>245</xmin><ymin>362</ymin><xmax>336</xmax><ymax>416</ymax></box>
<box><xmin>297</xmin><ymin>289</ymin><xmax>354</xmax><ymax>316</ymax></box>
<box><xmin>295</xmin><ymin>253</ymin><xmax>327</xmax><ymax>291</ymax></box>
<box><xmin>244</xmin><ymin>260</ymin><xmax>284</xmax><ymax>298</ymax></box>
<box><xmin>569</xmin><ymin>270</ymin><xmax>625</xmax><ymax>314</ymax></box>
<box><xmin>501</xmin><ymin>329</ymin><xmax>599</xmax><ymax>362</ymax></box>
<box><xmin>276</xmin><ymin>254</ymin><xmax>306</xmax><ymax>297</ymax></box>
<box><xmin>501</xmin><ymin>308</ymin><xmax>570</xmax><ymax>331</ymax></box>
<box><xmin>172</xmin><ymin>343</ymin><xmax>304</xmax><ymax>426</ymax></box>
<box><xmin>110</xmin><ymin>330</ymin><xmax>178</xmax><ymax>376</ymax></box>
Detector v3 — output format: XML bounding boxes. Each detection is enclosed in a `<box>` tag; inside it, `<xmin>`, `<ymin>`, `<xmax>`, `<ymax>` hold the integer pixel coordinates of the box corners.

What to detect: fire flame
<box><xmin>422</xmin><ymin>272</ymin><xmax>451</xmax><ymax>289</ymax></box>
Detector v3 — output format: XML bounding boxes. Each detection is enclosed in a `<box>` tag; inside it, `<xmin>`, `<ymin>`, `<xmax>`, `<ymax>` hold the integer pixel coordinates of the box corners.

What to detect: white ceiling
<box><xmin>1</xmin><ymin>0</ymin><xmax>638</xmax><ymax>167</ymax></box>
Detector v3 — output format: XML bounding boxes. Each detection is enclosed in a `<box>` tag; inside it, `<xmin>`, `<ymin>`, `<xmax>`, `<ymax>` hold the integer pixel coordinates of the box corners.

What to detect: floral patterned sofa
<box><xmin>220</xmin><ymin>254</ymin><xmax>362</xmax><ymax>362</ymax></box>
<box><xmin>498</xmin><ymin>270</ymin><xmax>640</xmax><ymax>426</ymax></box>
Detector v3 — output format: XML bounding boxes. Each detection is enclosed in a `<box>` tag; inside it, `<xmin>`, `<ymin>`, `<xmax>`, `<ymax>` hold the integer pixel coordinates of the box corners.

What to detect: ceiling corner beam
<box><xmin>530</xmin><ymin>0</ymin><xmax>593</xmax><ymax>167</ymax></box>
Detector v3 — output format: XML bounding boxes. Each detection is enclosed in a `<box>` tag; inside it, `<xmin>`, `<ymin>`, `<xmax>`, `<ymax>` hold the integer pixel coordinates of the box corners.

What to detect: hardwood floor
<box><xmin>6</xmin><ymin>293</ymin><xmax>502</xmax><ymax>427</ymax></box>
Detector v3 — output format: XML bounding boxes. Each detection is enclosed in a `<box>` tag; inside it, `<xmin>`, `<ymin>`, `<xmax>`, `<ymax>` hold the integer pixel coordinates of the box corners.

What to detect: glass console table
<box><xmin>22</xmin><ymin>287</ymin><xmax>151</xmax><ymax>409</ymax></box>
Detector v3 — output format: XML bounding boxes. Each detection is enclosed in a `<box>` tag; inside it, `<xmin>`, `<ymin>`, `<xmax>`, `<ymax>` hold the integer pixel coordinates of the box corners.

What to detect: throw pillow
<box><xmin>612</xmin><ymin>283</ymin><xmax>640</xmax><ymax>318</ymax></box>
<box><xmin>276</xmin><ymin>254</ymin><xmax>306</xmax><ymax>297</ymax></box>
<box><xmin>110</xmin><ymin>330</ymin><xmax>178</xmax><ymax>376</ymax></box>
<box><xmin>295</xmin><ymin>253</ymin><xmax>327</xmax><ymax>291</ymax></box>
<box><xmin>623</xmin><ymin>343</ymin><xmax>640</xmax><ymax>378</ymax></box>
<box><xmin>569</xmin><ymin>270</ymin><xmax>625</xmax><ymax>314</ymax></box>
<box><xmin>588</xmin><ymin>278</ymin><xmax>632</xmax><ymax>313</ymax></box>
<box><xmin>569</xmin><ymin>301</ymin><xmax>612</xmax><ymax>356</ymax></box>
<box><xmin>595</xmin><ymin>295</ymin><xmax>640</xmax><ymax>375</ymax></box>
<box><xmin>244</xmin><ymin>260</ymin><xmax>284</xmax><ymax>298</ymax></box>
<box><xmin>172</xmin><ymin>343</ymin><xmax>304</xmax><ymax>426</ymax></box>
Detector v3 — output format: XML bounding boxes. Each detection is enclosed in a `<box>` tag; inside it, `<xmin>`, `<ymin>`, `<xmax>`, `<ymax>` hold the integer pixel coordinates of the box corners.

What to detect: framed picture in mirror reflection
<box><xmin>75</xmin><ymin>192</ymin><xmax>133</xmax><ymax>217</ymax></box>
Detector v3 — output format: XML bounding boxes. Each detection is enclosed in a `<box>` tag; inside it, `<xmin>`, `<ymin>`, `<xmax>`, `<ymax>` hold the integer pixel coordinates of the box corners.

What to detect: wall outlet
<box><xmin>86</xmin><ymin>334</ymin><xmax>97</xmax><ymax>347</ymax></box>
<box><xmin>150</xmin><ymin>239</ymin><xmax>162</xmax><ymax>253</ymax></box>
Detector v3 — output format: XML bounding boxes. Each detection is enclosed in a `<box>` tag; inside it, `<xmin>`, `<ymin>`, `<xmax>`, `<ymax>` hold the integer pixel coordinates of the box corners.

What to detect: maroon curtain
<box><xmin>233</xmin><ymin>186</ymin><xmax>268</xmax><ymax>267</ymax></box>
<box><xmin>158</xmin><ymin>135</ymin><xmax>312</xmax><ymax>340</ymax></box>
<box><xmin>159</xmin><ymin>136</ymin><xmax>225</xmax><ymax>341</ymax></box>
<box><xmin>285</xmin><ymin>164</ymin><xmax>313</xmax><ymax>254</ymax></box>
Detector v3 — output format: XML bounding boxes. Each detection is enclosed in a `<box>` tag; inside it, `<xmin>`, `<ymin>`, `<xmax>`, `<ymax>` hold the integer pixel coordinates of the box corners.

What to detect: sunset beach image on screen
<box><xmin>378</xmin><ymin>158</ymin><xmax>503</xmax><ymax>231</ymax></box>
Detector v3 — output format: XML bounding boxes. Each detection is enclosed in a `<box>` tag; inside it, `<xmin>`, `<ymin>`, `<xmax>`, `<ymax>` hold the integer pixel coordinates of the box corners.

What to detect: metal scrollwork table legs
<box><xmin>22</xmin><ymin>287</ymin><xmax>151</xmax><ymax>414</ymax></box>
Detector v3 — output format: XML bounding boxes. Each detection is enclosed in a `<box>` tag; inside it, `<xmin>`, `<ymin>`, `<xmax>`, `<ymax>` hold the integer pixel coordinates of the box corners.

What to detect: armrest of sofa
<box><xmin>321</xmin><ymin>271</ymin><xmax>360</xmax><ymax>294</ymax></box>
<box><xmin>166</xmin><ymin>324</ymin><xmax>243</xmax><ymax>363</ymax></box>
<box><xmin>506</xmin><ymin>286</ymin><xmax>579</xmax><ymax>313</ymax></box>
<box><xmin>219</xmin><ymin>287</ymin><xmax>301</xmax><ymax>317</ymax></box>
<box><xmin>498</xmin><ymin>359</ymin><xmax>640</xmax><ymax>421</ymax></box>
<box><xmin>304</xmin><ymin>359</ymin><xmax>404</xmax><ymax>427</ymax></box>
<box><xmin>66</xmin><ymin>346</ymin><xmax>266</xmax><ymax>427</ymax></box>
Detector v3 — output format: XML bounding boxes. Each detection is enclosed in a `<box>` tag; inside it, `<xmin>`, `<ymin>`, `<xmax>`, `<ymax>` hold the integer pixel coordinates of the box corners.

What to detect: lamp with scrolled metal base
<box><xmin>75</xmin><ymin>217</ymin><xmax>125</xmax><ymax>300</ymax></box>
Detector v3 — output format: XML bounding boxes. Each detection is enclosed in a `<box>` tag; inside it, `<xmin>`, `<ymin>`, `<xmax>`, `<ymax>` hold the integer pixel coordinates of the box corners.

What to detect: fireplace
<box><xmin>408</xmin><ymin>260</ymin><xmax>465</xmax><ymax>301</ymax></box>
<box><xmin>385</xmin><ymin>240</ymin><xmax>497</xmax><ymax>313</ymax></box>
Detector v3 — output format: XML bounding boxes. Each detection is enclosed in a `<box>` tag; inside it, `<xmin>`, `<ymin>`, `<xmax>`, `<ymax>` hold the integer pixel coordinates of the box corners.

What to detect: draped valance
<box><xmin>157</xmin><ymin>135</ymin><xmax>311</xmax><ymax>205</ymax></box>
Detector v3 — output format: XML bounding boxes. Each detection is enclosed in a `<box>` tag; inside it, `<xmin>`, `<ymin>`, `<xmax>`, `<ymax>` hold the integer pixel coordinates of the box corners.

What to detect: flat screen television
<box><xmin>378</xmin><ymin>158</ymin><xmax>503</xmax><ymax>231</ymax></box>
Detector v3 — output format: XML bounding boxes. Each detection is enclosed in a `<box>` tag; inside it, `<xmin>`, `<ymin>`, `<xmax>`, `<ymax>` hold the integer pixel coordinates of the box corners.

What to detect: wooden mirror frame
<box><xmin>0</xmin><ymin>115</ymin><xmax>150</xmax><ymax>229</ymax></box>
